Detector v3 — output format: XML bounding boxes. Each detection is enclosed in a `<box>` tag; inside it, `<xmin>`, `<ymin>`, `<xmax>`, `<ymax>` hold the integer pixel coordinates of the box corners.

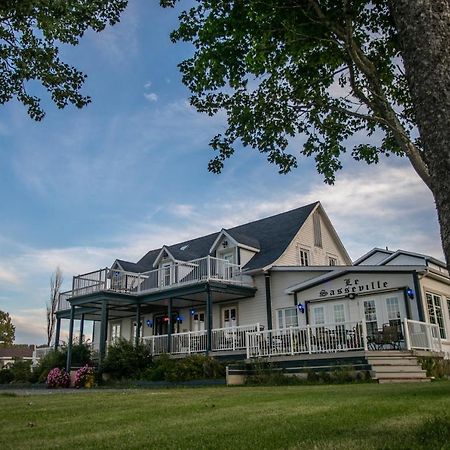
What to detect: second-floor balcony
<box><xmin>58</xmin><ymin>256</ymin><xmax>253</xmax><ymax>311</ymax></box>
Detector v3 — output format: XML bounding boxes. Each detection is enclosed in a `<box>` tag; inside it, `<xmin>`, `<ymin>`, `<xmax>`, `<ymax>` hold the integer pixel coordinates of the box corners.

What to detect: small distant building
<box><xmin>0</xmin><ymin>346</ymin><xmax>35</xmax><ymax>368</ymax></box>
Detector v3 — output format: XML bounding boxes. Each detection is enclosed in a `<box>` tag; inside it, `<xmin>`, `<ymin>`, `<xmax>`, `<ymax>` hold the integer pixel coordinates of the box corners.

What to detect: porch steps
<box><xmin>367</xmin><ymin>352</ymin><xmax>429</xmax><ymax>383</ymax></box>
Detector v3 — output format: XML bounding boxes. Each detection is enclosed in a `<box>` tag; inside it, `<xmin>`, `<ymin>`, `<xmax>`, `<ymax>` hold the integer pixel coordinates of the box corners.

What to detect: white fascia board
<box><xmin>284</xmin><ymin>265</ymin><xmax>427</xmax><ymax>294</ymax></box>
<box><xmin>111</xmin><ymin>259</ymin><xmax>124</xmax><ymax>271</ymax></box>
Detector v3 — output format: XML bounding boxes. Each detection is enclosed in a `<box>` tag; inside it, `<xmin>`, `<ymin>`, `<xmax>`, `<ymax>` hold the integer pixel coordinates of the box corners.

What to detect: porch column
<box><xmin>206</xmin><ymin>286</ymin><xmax>212</xmax><ymax>353</ymax></box>
<box><xmin>66</xmin><ymin>305</ymin><xmax>75</xmax><ymax>372</ymax></box>
<box><xmin>265</xmin><ymin>273</ymin><xmax>273</xmax><ymax>330</ymax></box>
<box><xmin>167</xmin><ymin>298</ymin><xmax>172</xmax><ymax>353</ymax></box>
<box><xmin>99</xmin><ymin>301</ymin><xmax>109</xmax><ymax>366</ymax></box>
<box><xmin>54</xmin><ymin>317</ymin><xmax>61</xmax><ymax>350</ymax></box>
<box><xmin>135</xmin><ymin>303</ymin><xmax>141</xmax><ymax>347</ymax></box>
<box><xmin>79</xmin><ymin>314</ymin><xmax>85</xmax><ymax>344</ymax></box>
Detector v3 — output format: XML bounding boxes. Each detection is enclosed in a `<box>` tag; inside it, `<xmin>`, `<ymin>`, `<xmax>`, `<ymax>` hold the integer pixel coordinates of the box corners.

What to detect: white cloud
<box><xmin>144</xmin><ymin>92</ymin><xmax>158</xmax><ymax>102</ymax></box>
<box><xmin>144</xmin><ymin>81</ymin><xmax>152</xmax><ymax>89</ymax></box>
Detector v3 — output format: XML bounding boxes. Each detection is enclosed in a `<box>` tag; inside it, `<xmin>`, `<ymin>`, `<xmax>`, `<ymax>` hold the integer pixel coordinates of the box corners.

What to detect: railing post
<box><xmin>403</xmin><ymin>318</ymin><xmax>411</xmax><ymax>350</ymax></box>
<box><xmin>232</xmin><ymin>327</ymin><xmax>236</xmax><ymax>351</ymax></box>
<box><xmin>361</xmin><ymin>320</ymin><xmax>368</xmax><ymax>351</ymax></box>
<box><xmin>289</xmin><ymin>327</ymin><xmax>294</xmax><ymax>355</ymax></box>
<box><xmin>307</xmin><ymin>325</ymin><xmax>312</xmax><ymax>354</ymax></box>
<box><xmin>425</xmin><ymin>323</ymin><xmax>432</xmax><ymax>351</ymax></box>
<box><xmin>137</xmin><ymin>274</ymin><xmax>141</xmax><ymax>293</ymax></box>
<box><xmin>207</xmin><ymin>255</ymin><xmax>211</xmax><ymax>280</ymax></box>
<box><xmin>245</xmin><ymin>332</ymin><xmax>250</xmax><ymax>359</ymax></box>
<box><xmin>188</xmin><ymin>332</ymin><xmax>191</xmax><ymax>355</ymax></box>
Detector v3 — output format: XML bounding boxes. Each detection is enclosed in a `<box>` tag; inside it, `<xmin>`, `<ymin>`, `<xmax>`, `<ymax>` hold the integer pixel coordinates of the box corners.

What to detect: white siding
<box><xmin>240</xmin><ymin>248</ymin><xmax>257</xmax><ymax>267</ymax></box>
<box><xmin>275</xmin><ymin>208</ymin><xmax>349</xmax><ymax>266</ymax></box>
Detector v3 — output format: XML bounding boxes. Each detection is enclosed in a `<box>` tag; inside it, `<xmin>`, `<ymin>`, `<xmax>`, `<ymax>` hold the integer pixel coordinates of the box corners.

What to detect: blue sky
<box><xmin>0</xmin><ymin>1</ymin><xmax>443</xmax><ymax>343</ymax></box>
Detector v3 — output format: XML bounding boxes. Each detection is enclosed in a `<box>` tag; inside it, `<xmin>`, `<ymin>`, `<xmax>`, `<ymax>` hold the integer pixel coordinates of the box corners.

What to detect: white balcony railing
<box><xmin>58</xmin><ymin>256</ymin><xmax>251</xmax><ymax>310</ymax></box>
<box><xmin>246</xmin><ymin>321</ymin><xmax>365</xmax><ymax>359</ymax></box>
<box><xmin>141</xmin><ymin>324</ymin><xmax>261</xmax><ymax>356</ymax></box>
<box><xmin>403</xmin><ymin>319</ymin><xmax>442</xmax><ymax>353</ymax></box>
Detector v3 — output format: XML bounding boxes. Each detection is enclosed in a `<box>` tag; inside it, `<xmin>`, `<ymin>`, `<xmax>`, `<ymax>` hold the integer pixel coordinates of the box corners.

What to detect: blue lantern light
<box><xmin>176</xmin><ymin>316</ymin><xmax>184</xmax><ymax>322</ymax></box>
<box><xmin>406</xmin><ymin>288</ymin><xmax>415</xmax><ymax>300</ymax></box>
<box><xmin>146</xmin><ymin>319</ymin><xmax>153</xmax><ymax>327</ymax></box>
<box><xmin>190</xmin><ymin>309</ymin><xmax>196</xmax><ymax>316</ymax></box>
<box><xmin>297</xmin><ymin>303</ymin><xmax>305</xmax><ymax>314</ymax></box>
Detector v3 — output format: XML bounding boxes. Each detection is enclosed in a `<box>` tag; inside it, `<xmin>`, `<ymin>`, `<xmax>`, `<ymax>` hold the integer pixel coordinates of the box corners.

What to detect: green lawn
<box><xmin>1</xmin><ymin>383</ymin><xmax>450</xmax><ymax>449</ymax></box>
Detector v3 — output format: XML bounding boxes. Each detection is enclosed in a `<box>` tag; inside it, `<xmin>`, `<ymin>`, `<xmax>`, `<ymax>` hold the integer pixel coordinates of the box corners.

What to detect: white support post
<box><xmin>137</xmin><ymin>274</ymin><xmax>141</xmax><ymax>293</ymax></box>
<box><xmin>188</xmin><ymin>332</ymin><xmax>191</xmax><ymax>355</ymax></box>
<box><xmin>245</xmin><ymin>332</ymin><xmax>250</xmax><ymax>359</ymax></box>
<box><xmin>425</xmin><ymin>324</ymin><xmax>433</xmax><ymax>351</ymax></box>
<box><xmin>307</xmin><ymin>325</ymin><xmax>312</xmax><ymax>354</ymax></box>
<box><xmin>361</xmin><ymin>320</ymin><xmax>368</xmax><ymax>351</ymax></box>
<box><xmin>403</xmin><ymin>318</ymin><xmax>411</xmax><ymax>350</ymax></box>
<box><xmin>232</xmin><ymin>327</ymin><xmax>236</xmax><ymax>351</ymax></box>
<box><xmin>289</xmin><ymin>327</ymin><xmax>294</xmax><ymax>355</ymax></box>
<box><xmin>207</xmin><ymin>255</ymin><xmax>211</xmax><ymax>280</ymax></box>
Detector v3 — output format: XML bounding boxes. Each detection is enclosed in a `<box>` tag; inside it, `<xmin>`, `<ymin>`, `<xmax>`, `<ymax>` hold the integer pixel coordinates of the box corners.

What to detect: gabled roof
<box><xmin>134</xmin><ymin>202</ymin><xmax>319</xmax><ymax>272</ymax></box>
<box><xmin>209</xmin><ymin>229</ymin><xmax>260</xmax><ymax>254</ymax></box>
<box><xmin>0</xmin><ymin>346</ymin><xmax>34</xmax><ymax>358</ymax></box>
<box><xmin>353</xmin><ymin>248</ymin><xmax>394</xmax><ymax>266</ymax></box>
<box><xmin>114</xmin><ymin>259</ymin><xmax>149</xmax><ymax>274</ymax></box>
<box><xmin>353</xmin><ymin>247</ymin><xmax>447</xmax><ymax>270</ymax></box>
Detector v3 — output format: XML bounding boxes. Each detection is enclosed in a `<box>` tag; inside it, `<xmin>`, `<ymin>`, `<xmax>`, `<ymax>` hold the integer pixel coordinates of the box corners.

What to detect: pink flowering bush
<box><xmin>46</xmin><ymin>367</ymin><xmax>70</xmax><ymax>388</ymax></box>
<box><xmin>74</xmin><ymin>365</ymin><xmax>95</xmax><ymax>388</ymax></box>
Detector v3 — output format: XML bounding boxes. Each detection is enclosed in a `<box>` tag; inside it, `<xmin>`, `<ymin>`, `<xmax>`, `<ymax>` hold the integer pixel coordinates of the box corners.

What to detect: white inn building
<box><xmin>54</xmin><ymin>202</ymin><xmax>450</xmax><ymax>380</ymax></box>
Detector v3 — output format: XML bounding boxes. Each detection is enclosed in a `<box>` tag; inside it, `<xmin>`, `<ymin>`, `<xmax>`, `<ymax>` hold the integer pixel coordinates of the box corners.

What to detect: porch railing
<box><xmin>246</xmin><ymin>321</ymin><xmax>365</xmax><ymax>359</ymax></box>
<box><xmin>141</xmin><ymin>335</ymin><xmax>169</xmax><ymax>356</ymax></box>
<box><xmin>171</xmin><ymin>330</ymin><xmax>207</xmax><ymax>355</ymax></box>
<box><xmin>141</xmin><ymin>324</ymin><xmax>261</xmax><ymax>356</ymax></box>
<box><xmin>403</xmin><ymin>319</ymin><xmax>442</xmax><ymax>353</ymax></box>
<box><xmin>58</xmin><ymin>256</ymin><xmax>250</xmax><ymax>310</ymax></box>
<box><xmin>212</xmin><ymin>323</ymin><xmax>261</xmax><ymax>351</ymax></box>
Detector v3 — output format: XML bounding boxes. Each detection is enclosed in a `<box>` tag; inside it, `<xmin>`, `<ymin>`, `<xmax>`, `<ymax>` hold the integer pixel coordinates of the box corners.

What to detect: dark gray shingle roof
<box><xmin>132</xmin><ymin>202</ymin><xmax>318</xmax><ymax>272</ymax></box>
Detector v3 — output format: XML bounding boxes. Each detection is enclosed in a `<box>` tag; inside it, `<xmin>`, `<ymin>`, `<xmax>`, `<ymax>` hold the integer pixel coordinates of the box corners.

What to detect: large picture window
<box><xmin>426</xmin><ymin>293</ymin><xmax>446</xmax><ymax>339</ymax></box>
<box><xmin>277</xmin><ymin>308</ymin><xmax>299</xmax><ymax>329</ymax></box>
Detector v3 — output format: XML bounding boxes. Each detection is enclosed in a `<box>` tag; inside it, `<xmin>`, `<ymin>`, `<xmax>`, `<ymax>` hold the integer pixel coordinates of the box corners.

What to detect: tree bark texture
<box><xmin>390</xmin><ymin>0</ymin><xmax>450</xmax><ymax>270</ymax></box>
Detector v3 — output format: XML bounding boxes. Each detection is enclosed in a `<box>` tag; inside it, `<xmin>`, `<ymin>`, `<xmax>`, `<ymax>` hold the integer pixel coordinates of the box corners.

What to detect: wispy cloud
<box><xmin>144</xmin><ymin>92</ymin><xmax>158</xmax><ymax>102</ymax></box>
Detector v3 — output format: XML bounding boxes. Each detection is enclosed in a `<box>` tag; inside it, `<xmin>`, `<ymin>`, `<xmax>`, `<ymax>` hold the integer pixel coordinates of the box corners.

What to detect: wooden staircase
<box><xmin>367</xmin><ymin>351</ymin><xmax>430</xmax><ymax>383</ymax></box>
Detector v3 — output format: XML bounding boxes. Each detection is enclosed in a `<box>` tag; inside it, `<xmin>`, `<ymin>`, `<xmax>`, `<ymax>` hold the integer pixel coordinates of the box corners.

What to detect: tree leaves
<box><xmin>0</xmin><ymin>0</ymin><xmax>128</xmax><ymax>120</ymax></box>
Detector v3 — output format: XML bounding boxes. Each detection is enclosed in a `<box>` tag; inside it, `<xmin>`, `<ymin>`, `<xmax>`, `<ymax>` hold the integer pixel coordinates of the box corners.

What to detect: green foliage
<box><xmin>9</xmin><ymin>358</ymin><xmax>33</xmax><ymax>383</ymax></box>
<box><xmin>141</xmin><ymin>354</ymin><xmax>225</xmax><ymax>382</ymax></box>
<box><xmin>419</xmin><ymin>357</ymin><xmax>450</xmax><ymax>379</ymax></box>
<box><xmin>0</xmin><ymin>310</ymin><xmax>15</xmax><ymax>346</ymax></box>
<box><xmin>161</xmin><ymin>1</ymin><xmax>418</xmax><ymax>182</ymax></box>
<box><xmin>32</xmin><ymin>343</ymin><xmax>92</xmax><ymax>383</ymax></box>
<box><xmin>101</xmin><ymin>339</ymin><xmax>152</xmax><ymax>379</ymax></box>
<box><xmin>0</xmin><ymin>0</ymin><xmax>128</xmax><ymax>120</ymax></box>
<box><xmin>0</xmin><ymin>368</ymin><xmax>14</xmax><ymax>384</ymax></box>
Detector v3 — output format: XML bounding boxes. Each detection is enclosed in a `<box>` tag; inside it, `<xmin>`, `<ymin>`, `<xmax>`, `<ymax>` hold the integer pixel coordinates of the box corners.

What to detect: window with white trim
<box><xmin>277</xmin><ymin>308</ymin><xmax>299</xmax><ymax>329</ymax></box>
<box><xmin>192</xmin><ymin>311</ymin><xmax>205</xmax><ymax>332</ymax></box>
<box><xmin>328</xmin><ymin>256</ymin><xmax>338</xmax><ymax>266</ymax></box>
<box><xmin>364</xmin><ymin>300</ymin><xmax>378</xmax><ymax>339</ymax></box>
<box><xmin>313</xmin><ymin>306</ymin><xmax>325</xmax><ymax>325</ymax></box>
<box><xmin>111</xmin><ymin>322</ymin><xmax>121</xmax><ymax>343</ymax></box>
<box><xmin>333</xmin><ymin>304</ymin><xmax>345</xmax><ymax>323</ymax></box>
<box><xmin>386</xmin><ymin>297</ymin><xmax>401</xmax><ymax>328</ymax></box>
<box><xmin>132</xmin><ymin>321</ymin><xmax>143</xmax><ymax>341</ymax></box>
<box><xmin>299</xmin><ymin>248</ymin><xmax>310</xmax><ymax>266</ymax></box>
<box><xmin>222</xmin><ymin>306</ymin><xmax>237</xmax><ymax>328</ymax></box>
<box><xmin>426</xmin><ymin>292</ymin><xmax>446</xmax><ymax>339</ymax></box>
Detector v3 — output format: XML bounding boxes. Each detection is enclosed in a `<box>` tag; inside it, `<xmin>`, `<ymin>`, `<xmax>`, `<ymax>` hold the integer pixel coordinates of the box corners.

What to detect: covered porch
<box><xmin>56</xmin><ymin>279</ymin><xmax>257</xmax><ymax>371</ymax></box>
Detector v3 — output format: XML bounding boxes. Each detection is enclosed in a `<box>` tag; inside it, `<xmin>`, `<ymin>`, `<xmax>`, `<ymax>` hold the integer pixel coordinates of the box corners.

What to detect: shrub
<box><xmin>9</xmin><ymin>359</ymin><xmax>33</xmax><ymax>383</ymax></box>
<box><xmin>0</xmin><ymin>368</ymin><xmax>14</xmax><ymax>384</ymax></box>
<box><xmin>74</xmin><ymin>365</ymin><xmax>95</xmax><ymax>388</ymax></box>
<box><xmin>101</xmin><ymin>339</ymin><xmax>152</xmax><ymax>379</ymax></box>
<box><xmin>141</xmin><ymin>354</ymin><xmax>226</xmax><ymax>382</ymax></box>
<box><xmin>33</xmin><ymin>343</ymin><xmax>92</xmax><ymax>384</ymax></box>
<box><xmin>419</xmin><ymin>357</ymin><xmax>450</xmax><ymax>379</ymax></box>
<box><xmin>46</xmin><ymin>367</ymin><xmax>70</xmax><ymax>388</ymax></box>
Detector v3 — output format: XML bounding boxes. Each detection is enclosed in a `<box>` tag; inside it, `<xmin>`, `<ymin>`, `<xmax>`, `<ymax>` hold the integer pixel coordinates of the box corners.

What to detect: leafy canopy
<box><xmin>0</xmin><ymin>310</ymin><xmax>15</xmax><ymax>346</ymax></box>
<box><xmin>0</xmin><ymin>0</ymin><xmax>128</xmax><ymax>120</ymax></box>
<box><xmin>161</xmin><ymin>0</ymin><xmax>420</xmax><ymax>184</ymax></box>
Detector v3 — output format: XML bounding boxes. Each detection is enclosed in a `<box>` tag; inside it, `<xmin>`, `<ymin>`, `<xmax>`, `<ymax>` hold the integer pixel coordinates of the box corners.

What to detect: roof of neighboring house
<box><xmin>115</xmin><ymin>259</ymin><xmax>149</xmax><ymax>273</ymax></box>
<box><xmin>0</xmin><ymin>346</ymin><xmax>34</xmax><ymax>359</ymax></box>
<box><xmin>354</xmin><ymin>247</ymin><xmax>447</xmax><ymax>269</ymax></box>
<box><xmin>132</xmin><ymin>202</ymin><xmax>319</xmax><ymax>272</ymax></box>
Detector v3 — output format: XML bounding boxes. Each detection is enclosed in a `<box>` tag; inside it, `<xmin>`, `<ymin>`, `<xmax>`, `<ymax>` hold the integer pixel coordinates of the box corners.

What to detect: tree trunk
<box><xmin>390</xmin><ymin>0</ymin><xmax>450</xmax><ymax>271</ymax></box>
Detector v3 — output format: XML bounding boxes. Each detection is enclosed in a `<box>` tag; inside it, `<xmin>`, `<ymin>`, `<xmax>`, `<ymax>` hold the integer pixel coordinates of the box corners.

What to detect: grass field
<box><xmin>1</xmin><ymin>382</ymin><xmax>450</xmax><ymax>449</ymax></box>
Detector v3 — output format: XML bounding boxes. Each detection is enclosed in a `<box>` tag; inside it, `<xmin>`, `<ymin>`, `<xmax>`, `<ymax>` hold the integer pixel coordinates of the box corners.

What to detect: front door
<box><xmin>153</xmin><ymin>313</ymin><xmax>180</xmax><ymax>335</ymax></box>
<box><xmin>192</xmin><ymin>311</ymin><xmax>206</xmax><ymax>332</ymax></box>
<box><xmin>222</xmin><ymin>305</ymin><xmax>237</xmax><ymax>328</ymax></box>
